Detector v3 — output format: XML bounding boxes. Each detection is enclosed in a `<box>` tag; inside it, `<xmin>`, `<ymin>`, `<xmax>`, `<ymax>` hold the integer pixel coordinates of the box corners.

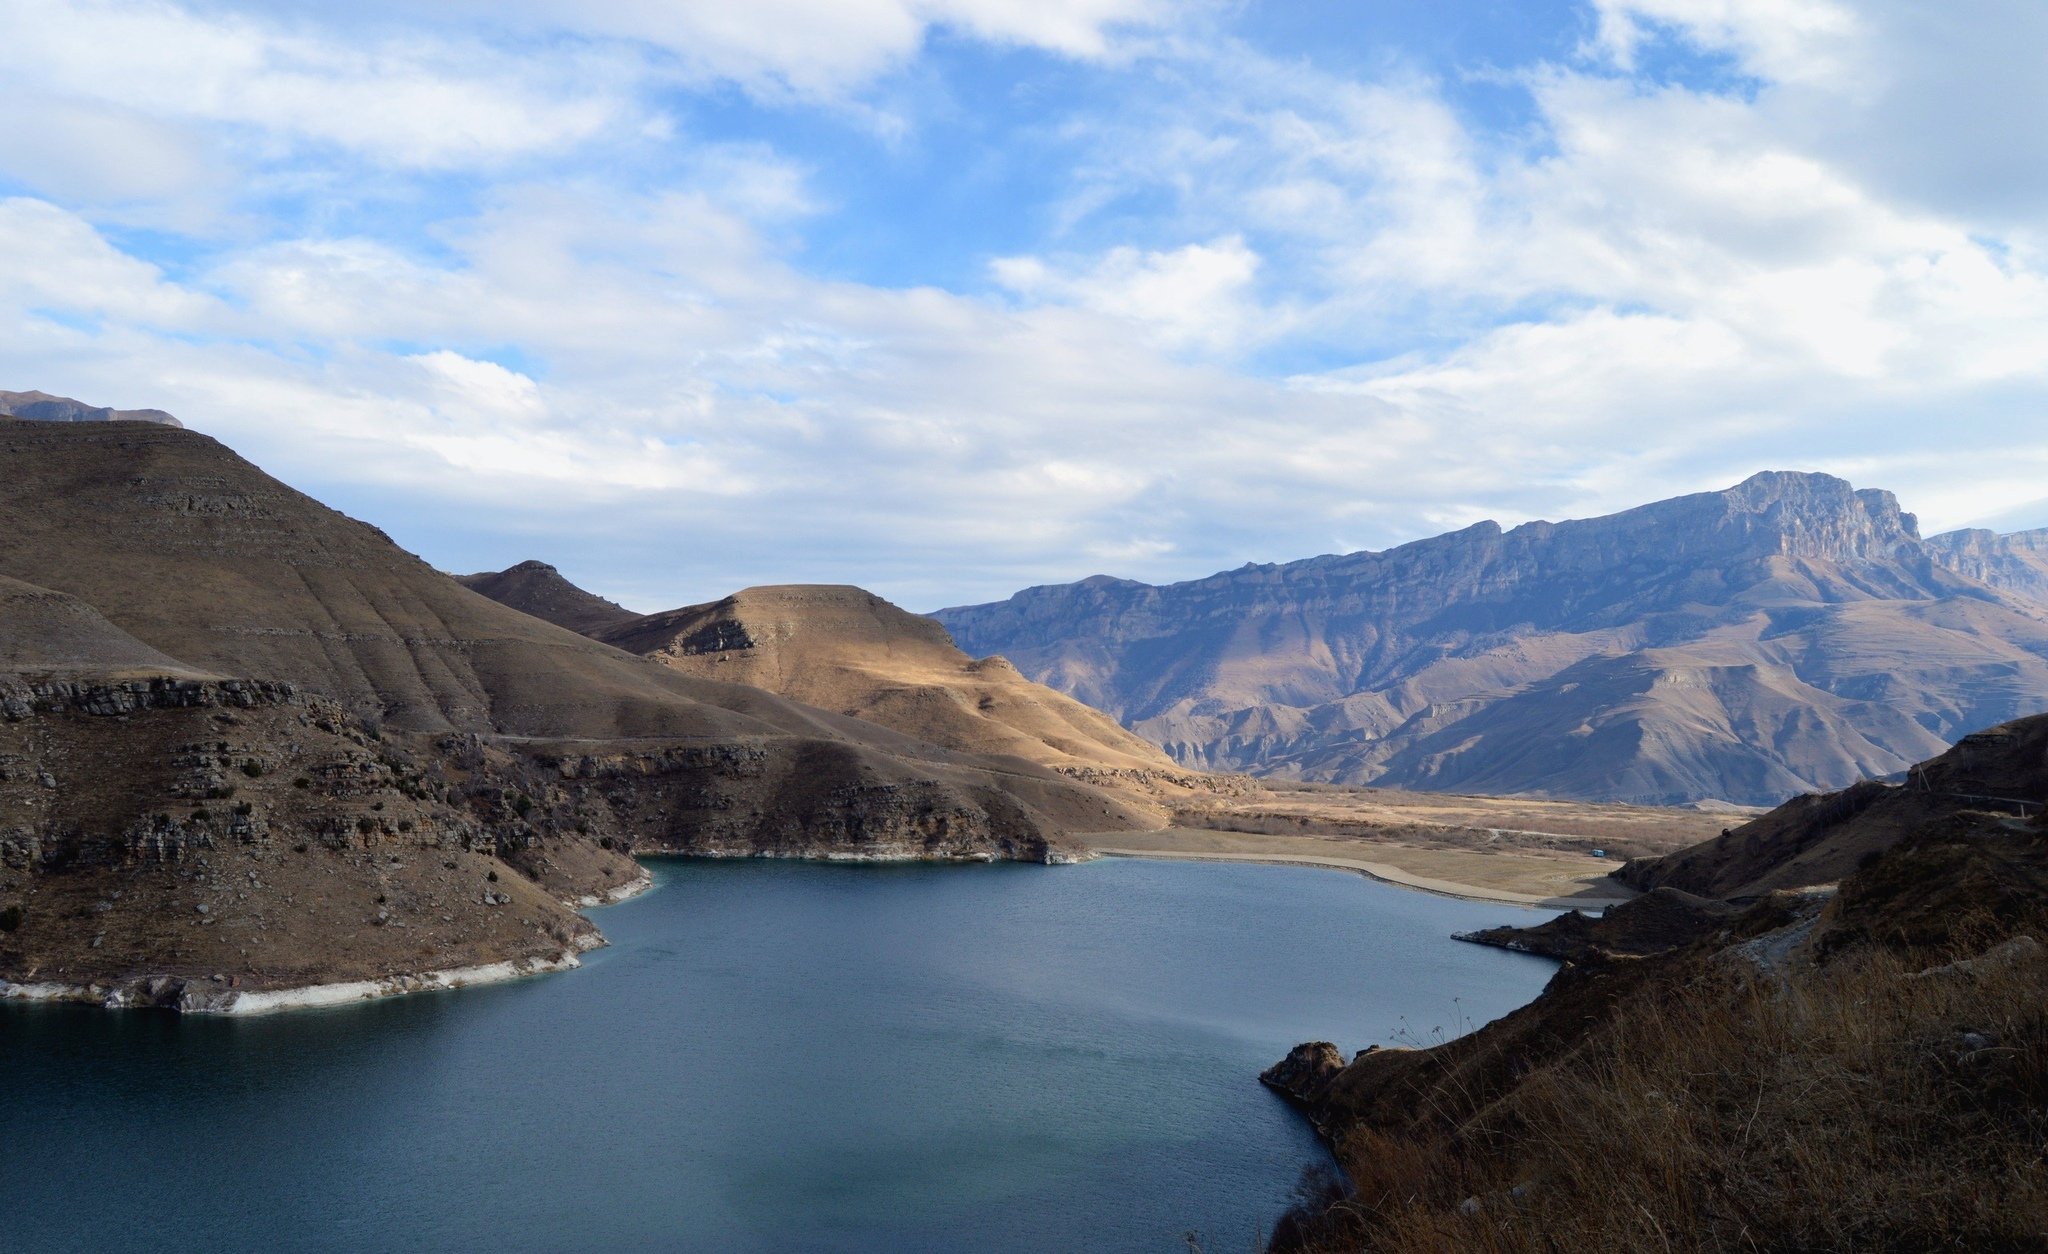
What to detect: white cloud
<box><xmin>0</xmin><ymin>0</ymin><xmax>640</xmax><ymax>180</ymax></box>
<box><xmin>8</xmin><ymin>0</ymin><xmax>2048</xmax><ymax>610</ymax></box>
<box><xmin>466</xmin><ymin>0</ymin><xmax>1172</xmax><ymax>98</ymax></box>
<box><xmin>0</xmin><ymin>198</ymin><xmax>222</xmax><ymax>325</ymax></box>
<box><xmin>992</xmin><ymin>236</ymin><xmax>1266</xmax><ymax>353</ymax></box>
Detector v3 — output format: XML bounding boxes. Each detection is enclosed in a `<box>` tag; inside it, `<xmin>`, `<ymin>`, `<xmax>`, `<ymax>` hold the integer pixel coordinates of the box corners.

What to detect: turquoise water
<box><xmin>3</xmin><ymin>858</ymin><xmax>1557</xmax><ymax>1252</ymax></box>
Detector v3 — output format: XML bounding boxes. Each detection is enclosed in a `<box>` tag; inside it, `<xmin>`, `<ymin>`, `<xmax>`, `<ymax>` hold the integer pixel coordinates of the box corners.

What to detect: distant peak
<box><xmin>1727</xmin><ymin>469</ymin><xmax>1852</xmax><ymax>494</ymax></box>
<box><xmin>0</xmin><ymin>389</ymin><xmax>181</xmax><ymax>428</ymax></box>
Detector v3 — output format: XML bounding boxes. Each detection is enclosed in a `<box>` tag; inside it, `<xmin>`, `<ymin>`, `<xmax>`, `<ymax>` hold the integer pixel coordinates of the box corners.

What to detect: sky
<box><xmin>4</xmin><ymin>0</ymin><xmax>2047</xmax><ymax>612</ymax></box>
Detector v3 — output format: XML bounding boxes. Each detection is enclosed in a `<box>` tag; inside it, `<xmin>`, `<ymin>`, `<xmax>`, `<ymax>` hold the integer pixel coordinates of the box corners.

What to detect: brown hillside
<box><xmin>1263</xmin><ymin>736</ymin><xmax>2048</xmax><ymax>1251</ymax></box>
<box><xmin>0</xmin><ymin>574</ymin><xmax>213</xmax><ymax>679</ymax></box>
<box><xmin>456</xmin><ymin>560</ymin><xmax>643</xmax><ymax>636</ymax></box>
<box><xmin>595</xmin><ymin>584</ymin><xmax>1180</xmax><ymax>774</ymax></box>
<box><xmin>0</xmin><ymin>422</ymin><xmax>1163</xmax><ymax>1006</ymax></box>
<box><xmin>1618</xmin><ymin>713</ymin><xmax>2048</xmax><ymax>899</ymax></box>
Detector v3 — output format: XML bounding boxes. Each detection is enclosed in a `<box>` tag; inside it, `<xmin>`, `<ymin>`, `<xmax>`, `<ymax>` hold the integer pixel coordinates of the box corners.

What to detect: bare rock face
<box><xmin>1259</xmin><ymin>1040</ymin><xmax>1348</xmax><ymax>1107</ymax></box>
<box><xmin>0</xmin><ymin>389</ymin><xmax>180</xmax><ymax>427</ymax></box>
<box><xmin>1927</xmin><ymin>526</ymin><xmax>2048</xmax><ymax>604</ymax></box>
<box><xmin>936</xmin><ymin>472</ymin><xmax>2048</xmax><ymax>807</ymax></box>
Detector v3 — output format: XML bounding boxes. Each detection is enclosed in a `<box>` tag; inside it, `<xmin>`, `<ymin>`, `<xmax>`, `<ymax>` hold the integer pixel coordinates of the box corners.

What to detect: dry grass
<box><xmin>1281</xmin><ymin>938</ymin><xmax>2048</xmax><ymax>1251</ymax></box>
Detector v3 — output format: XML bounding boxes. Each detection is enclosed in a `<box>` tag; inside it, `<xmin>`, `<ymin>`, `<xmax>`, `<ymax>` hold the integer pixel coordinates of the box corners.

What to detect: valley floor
<box><xmin>1078</xmin><ymin>827</ymin><xmax>1633</xmax><ymax>907</ymax></box>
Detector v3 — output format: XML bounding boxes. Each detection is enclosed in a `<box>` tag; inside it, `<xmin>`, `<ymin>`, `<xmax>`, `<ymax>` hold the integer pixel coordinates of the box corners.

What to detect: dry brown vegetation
<box><xmin>1270</xmin><ymin>816</ymin><xmax>2048</xmax><ymax>1252</ymax></box>
<box><xmin>1305</xmin><ymin>950</ymin><xmax>2048</xmax><ymax>1252</ymax></box>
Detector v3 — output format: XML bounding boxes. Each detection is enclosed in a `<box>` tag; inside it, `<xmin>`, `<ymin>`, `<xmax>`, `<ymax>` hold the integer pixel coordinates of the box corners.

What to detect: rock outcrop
<box><xmin>1456</xmin><ymin>885</ymin><xmax>1740</xmax><ymax>962</ymax></box>
<box><xmin>937</xmin><ymin>472</ymin><xmax>2048</xmax><ymax>806</ymax></box>
<box><xmin>1927</xmin><ymin>525</ymin><xmax>2048</xmax><ymax>603</ymax></box>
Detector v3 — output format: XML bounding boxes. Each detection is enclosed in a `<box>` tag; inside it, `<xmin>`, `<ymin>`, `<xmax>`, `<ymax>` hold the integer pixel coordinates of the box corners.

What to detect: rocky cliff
<box><xmin>936</xmin><ymin>472</ymin><xmax>2048</xmax><ymax>806</ymax></box>
<box><xmin>1927</xmin><ymin>525</ymin><xmax>2048</xmax><ymax>603</ymax></box>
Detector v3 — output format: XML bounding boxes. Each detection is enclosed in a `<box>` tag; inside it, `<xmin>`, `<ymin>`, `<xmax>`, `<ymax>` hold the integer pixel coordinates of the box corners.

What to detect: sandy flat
<box><xmin>1077</xmin><ymin>827</ymin><xmax>1632</xmax><ymax>908</ymax></box>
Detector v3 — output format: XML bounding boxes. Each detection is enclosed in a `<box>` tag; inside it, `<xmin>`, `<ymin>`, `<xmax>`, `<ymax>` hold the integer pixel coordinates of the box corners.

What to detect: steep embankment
<box><xmin>1262</xmin><ymin>716</ymin><xmax>2048</xmax><ymax>1251</ymax></box>
<box><xmin>938</xmin><ymin>472</ymin><xmax>2048</xmax><ymax>806</ymax></box>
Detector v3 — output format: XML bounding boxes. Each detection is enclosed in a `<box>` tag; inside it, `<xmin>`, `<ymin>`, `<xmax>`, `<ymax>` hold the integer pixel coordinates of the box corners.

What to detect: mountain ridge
<box><xmin>935</xmin><ymin>471</ymin><xmax>2048</xmax><ymax>806</ymax></box>
<box><xmin>0</xmin><ymin>389</ymin><xmax>181</xmax><ymax>427</ymax></box>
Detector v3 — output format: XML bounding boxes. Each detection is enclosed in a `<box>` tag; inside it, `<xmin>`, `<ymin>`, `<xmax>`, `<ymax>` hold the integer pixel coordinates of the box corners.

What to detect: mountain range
<box><xmin>935</xmin><ymin>472</ymin><xmax>2048</xmax><ymax>806</ymax></box>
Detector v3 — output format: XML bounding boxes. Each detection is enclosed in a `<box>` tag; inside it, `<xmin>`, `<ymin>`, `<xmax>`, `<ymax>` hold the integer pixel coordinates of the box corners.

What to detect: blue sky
<box><xmin>4</xmin><ymin>0</ymin><xmax>2047</xmax><ymax>611</ymax></box>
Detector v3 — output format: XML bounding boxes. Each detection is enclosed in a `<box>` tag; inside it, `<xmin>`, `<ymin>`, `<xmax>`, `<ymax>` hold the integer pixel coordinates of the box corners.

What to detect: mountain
<box><xmin>456</xmin><ymin>560</ymin><xmax>644</xmax><ymax>636</ymax></box>
<box><xmin>935</xmin><ymin>472</ymin><xmax>2048</xmax><ymax>807</ymax></box>
<box><xmin>588</xmin><ymin>583</ymin><xmax>1179</xmax><ymax>774</ymax></box>
<box><xmin>0</xmin><ymin>389</ymin><xmax>180</xmax><ymax>426</ymax></box>
<box><xmin>0</xmin><ymin>420</ymin><xmax>1156</xmax><ymax>1010</ymax></box>
<box><xmin>1927</xmin><ymin>526</ymin><xmax>2048</xmax><ymax>603</ymax></box>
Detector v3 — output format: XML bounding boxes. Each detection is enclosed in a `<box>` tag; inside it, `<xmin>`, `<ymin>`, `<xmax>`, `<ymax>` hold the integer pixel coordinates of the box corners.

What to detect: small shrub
<box><xmin>233</xmin><ymin>801</ymin><xmax>253</xmax><ymax>816</ymax></box>
<box><xmin>598</xmin><ymin>836</ymin><xmax>614</xmax><ymax>851</ymax></box>
<box><xmin>0</xmin><ymin>905</ymin><xmax>24</xmax><ymax>933</ymax></box>
<box><xmin>240</xmin><ymin>760</ymin><xmax>265</xmax><ymax>779</ymax></box>
<box><xmin>293</xmin><ymin>777</ymin><xmax>310</xmax><ymax>789</ymax></box>
<box><xmin>356</xmin><ymin>816</ymin><xmax>377</xmax><ymax>835</ymax></box>
<box><xmin>397</xmin><ymin>820</ymin><xmax>413</xmax><ymax>833</ymax></box>
<box><xmin>487</xmin><ymin>870</ymin><xmax>499</xmax><ymax>883</ymax></box>
<box><xmin>512</xmin><ymin>794</ymin><xmax>534</xmax><ymax>817</ymax></box>
<box><xmin>192</xmin><ymin>808</ymin><xmax>212</xmax><ymax>823</ymax></box>
<box><xmin>293</xmin><ymin>843</ymin><xmax>309</xmax><ymax>854</ymax></box>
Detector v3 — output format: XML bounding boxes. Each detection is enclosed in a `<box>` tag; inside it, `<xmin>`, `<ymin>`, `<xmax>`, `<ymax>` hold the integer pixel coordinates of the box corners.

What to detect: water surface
<box><xmin>4</xmin><ymin>857</ymin><xmax>1557</xmax><ymax>1252</ymax></box>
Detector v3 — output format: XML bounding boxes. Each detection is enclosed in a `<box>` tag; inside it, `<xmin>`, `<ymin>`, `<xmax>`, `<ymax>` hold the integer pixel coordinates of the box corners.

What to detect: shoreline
<box><xmin>1088</xmin><ymin>847</ymin><xmax>1633</xmax><ymax>910</ymax></box>
<box><xmin>0</xmin><ymin>941</ymin><xmax>598</xmax><ymax>1016</ymax></box>
<box><xmin>575</xmin><ymin>867</ymin><xmax>656</xmax><ymax>908</ymax></box>
<box><xmin>2</xmin><ymin>839</ymin><xmax>1616</xmax><ymax>1016</ymax></box>
<box><xmin>0</xmin><ymin>869</ymin><xmax>661</xmax><ymax>1018</ymax></box>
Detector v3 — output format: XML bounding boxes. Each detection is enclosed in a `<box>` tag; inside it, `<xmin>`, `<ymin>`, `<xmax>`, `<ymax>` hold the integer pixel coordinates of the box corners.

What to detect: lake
<box><xmin>2</xmin><ymin>857</ymin><xmax>1558</xmax><ymax>1252</ymax></box>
